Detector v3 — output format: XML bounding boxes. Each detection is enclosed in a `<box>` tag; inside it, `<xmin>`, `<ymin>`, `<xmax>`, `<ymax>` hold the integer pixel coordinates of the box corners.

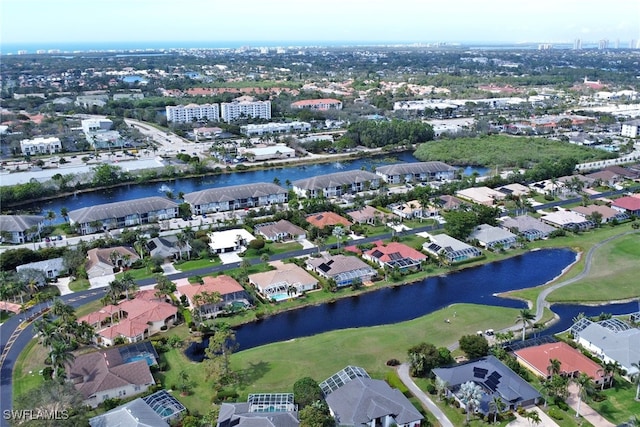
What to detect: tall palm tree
<box><xmin>547</xmin><ymin>358</ymin><xmax>562</xmax><ymax>378</ymax></box>
<box><xmin>515</xmin><ymin>308</ymin><xmax>535</xmax><ymax>341</ymax></box>
<box><xmin>49</xmin><ymin>340</ymin><xmax>75</xmax><ymax>379</ymax></box>
<box><xmin>175</xmin><ymin>232</ymin><xmax>187</xmax><ymax>260</ymax></box>
<box><xmin>134</xmin><ymin>235</ymin><xmax>148</xmax><ymax>259</ymax></box>
<box><xmin>574</xmin><ymin>372</ymin><xmax>594</xmax><ymax>418</ymax></box>
<box><xmin>525</xmin><ymin>410</ymin><xmax>541</xmax><ymax>426</ymax></box>
<box><xmin>34</xmin><ymin>316</ymin><xmax>58</xmax><ymax>351</ymax></box>
<box><xmin>60</xmin><ymin>207</ymin><xmax>69</xmax><ymax>223</ymax></box>
<box><xmin>631</xmin><ymin>361</ymin><xmax>640</xmax><ymax>401</ymax></box>
<box><xmin>120</xmin><ymin>272</ymin><xmax>137</xmax><ymax>300</ymax></box>
<box><xmin>435</xmin><ymin>377</ymin><xmax>448</xmax><ymax>402</ymax></box>
<box><xmin>489</xmin><ymin>395</ymin><xmax>505</xmax><ymax>424</ymax></box>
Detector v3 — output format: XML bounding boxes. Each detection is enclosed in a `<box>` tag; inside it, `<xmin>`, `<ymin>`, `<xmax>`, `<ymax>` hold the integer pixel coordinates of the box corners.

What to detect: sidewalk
<box><xmin>566</xmin><ymin>383</ymin><xmax>615</xmax><ymax>427</ymax></box>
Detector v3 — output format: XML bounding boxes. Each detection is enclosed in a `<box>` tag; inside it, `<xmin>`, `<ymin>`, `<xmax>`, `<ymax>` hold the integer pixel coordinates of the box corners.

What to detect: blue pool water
<box><xmin>124</xmin><ymin>353</ymin><xmax>156</xmax><ymax>366</ymax></box>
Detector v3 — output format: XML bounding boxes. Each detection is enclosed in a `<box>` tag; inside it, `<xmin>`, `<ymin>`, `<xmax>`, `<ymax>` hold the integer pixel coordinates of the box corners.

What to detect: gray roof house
<box><xmin>423</xmin><ymin>233</ymin><xmax>483</xmax><ymax>263</ymax></box>
<box><xmin>147</xmin><ymin>235</ymin><xmax>191</xmax><ymax>260</ymax></box>
<box><xmin>16</xmin><ymin>257</ymin><xmax>66</xmax><ymax>281</ymax></box>
<box><xmin>292</xmin><ymin>170</ymin><xmax>380</xmax><ymax>198</ymax></box>
<box><xmin>321</xmin><ymin>366</ymin><xmax>423</xmax><ymax>427</ymax></box>
<box><xmin>306</xmin><ymin>254</ymin><xmax>377</xmax><ymax>288</ymax></box>
<box><xmin>469</xmin><ymin>224</ymin><xmax>517</xmax><ymax>249</ymax></box>
<box><xmin>217</xmin><ymin>393</ymin><xmax>299</xmax><ymax>427</ymax></box>
<box><xmin>89</xmin><ymin>389</ymin><xmax>185</xmax><ymax>427</ymax></box>
<box><xmin>500</xmin><ymin>215</ymin><xmax>557</xmax><ymax>241</ymax></box>
<box><xmin>375</xmin><ymin>161</ymin><xmax>457</xmax><ymax>184</ymax></box>
<box><xmin>69</xmin><ymin>197</ymin><xmax>179</xmax><ymax>235</ymax></box>
<box><xmin>571</xmin><ymin>318</ymin><xmax>640</xmax><ymax>379</ymax></box>
<box><xmin>432</xmin><ymin>356</ymin><xmax>541</xmax><ymax>414</ymax></box>
<box><xmin>184</xmin><ymin>183</ymin><xmax>287</xmax><ymax>215</ymax></box>
<box><xmin>254</xmin><ymin>219</ymin><xmax>307</xmax><ymax>241</ymax></box>
<box><xmin>0</xmin><ymin>214</ymin><xmax>44</xmax><ymax>244</ymax></box>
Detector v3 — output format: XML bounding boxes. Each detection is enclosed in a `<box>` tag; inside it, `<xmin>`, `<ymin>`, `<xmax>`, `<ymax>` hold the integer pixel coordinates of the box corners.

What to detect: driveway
<box><xmin>219</xmin><ymin>252</ymin><xmax>242</xmax><ymax>264</ymax></box>
<box><xmin>566</xmin><ymin>383</ymin><xmax>615</xmax><ymax>427</ymax></box>
<box><xmin>88</xmin><ymin>273</ymin><xmax>115</xmax><ymax>289</ymax></box>
<box><xmin>507</xmin><ymin>406</ymin><xmax>559</xmax><ymax>427</ymax></box>
<box><xmin>396</xmin><ymin>363</ymin><xmax>454</xmax><ymax>427</ymax></box>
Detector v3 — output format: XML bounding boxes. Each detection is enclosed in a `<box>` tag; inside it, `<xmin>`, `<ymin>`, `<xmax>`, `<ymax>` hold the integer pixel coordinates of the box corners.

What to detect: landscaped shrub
<box><xmin>249</xmin><ymin>238</ymin><xmax>266</xmax><ymax>250</ymax></box>
<box><xmin>555</xmin><ymin>399</ymin><xmax>569</xmax><ymax>411</ymax></box>
<box><xmin>42</xmin><ymin>367</ymin><xmax>53</xmax><ymax>379</ymax></box>
<box><xmin>386</xmin><ymin>359</ymin><xmax>400</xmax><ymax>366</ymax></box>
<box><xmin>548</xmin><ymin>408</ymin><xmax>564</xmax><ymax>420</ymax></box>
<box><xmin>425</xmin><ymin>383</ymin><xmax>436</xmax><ymax>395</ymax></box>
<box><xmin>216</xmin><ymin>390</ymin><xmax>239</xmax><ymax>402</ymax></box>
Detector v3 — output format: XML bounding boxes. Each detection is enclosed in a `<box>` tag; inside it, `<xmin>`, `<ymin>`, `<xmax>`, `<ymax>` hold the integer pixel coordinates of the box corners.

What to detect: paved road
<box><xmin>397</xmin><ymin>363</ymin><xmax>454</xmax><ymax>427</ymax></box>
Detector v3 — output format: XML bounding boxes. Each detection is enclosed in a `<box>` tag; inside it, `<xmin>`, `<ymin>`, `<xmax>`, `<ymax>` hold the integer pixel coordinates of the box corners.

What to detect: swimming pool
<box><xmin>123</xmin><ymin>352</ymin><xmax>156</xmax><ymax>366</ymax></box>
<box><xmin>270</xmin><ymin>293</ymin><xmax>291</xmax><ymax>302</ymax></box>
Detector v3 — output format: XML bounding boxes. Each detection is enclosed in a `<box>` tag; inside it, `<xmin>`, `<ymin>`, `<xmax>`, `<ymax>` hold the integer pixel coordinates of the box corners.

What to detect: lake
<box><xmin>185</xmin><ymin>248</ymin><xmax>578</xmax><ymax>360</ymax></box>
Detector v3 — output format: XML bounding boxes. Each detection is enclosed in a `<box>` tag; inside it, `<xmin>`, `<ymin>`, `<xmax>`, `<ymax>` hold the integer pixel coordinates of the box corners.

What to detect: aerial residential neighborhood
<box><xmin>1</xmin><ymin>3</ymin><xmax>640</xmax><ymax>426</ymax></box>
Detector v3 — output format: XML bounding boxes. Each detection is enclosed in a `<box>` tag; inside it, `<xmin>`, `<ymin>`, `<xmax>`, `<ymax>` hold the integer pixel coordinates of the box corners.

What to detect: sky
<box><xmin>1</xmin><ymin>0</ymin><xmax>639</xmax><ymax>49</ymax></box>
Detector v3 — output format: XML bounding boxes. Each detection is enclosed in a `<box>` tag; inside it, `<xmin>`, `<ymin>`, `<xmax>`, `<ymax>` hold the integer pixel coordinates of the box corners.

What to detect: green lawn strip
<box><xmin>116</xmin><ymin>267</ymin><xmax>156</xmax><ymax>280</ymax></box>
<box><xmin>12</xmin><ymin>339</ymin><xmax>47</xmax><ymax>403</ymax></box>
<box><xmin>74</xmin><ymin>299</ymin><xmax>104</xmax><ymax>318</ymax></box>
<box><xmin>230</xmin><ymin>304</ymin><xmax>517</xmax><ymax>398</ymax></box>
<box><xmin>595</xmin><ymin>376</ymin><xmax>640</xmax><ymax>425</ymax></box>
<box><xmin>175</xmin><ymin>257</ymin><xmax>222</xmax><ymax>272</ymax></box>
<box><xmin>547</xmin><ymin>233</ymin><xmax>640</xmax><ymax>303</ymax></box>
<box><xmin>69</xmin><ymin>279</ymin><xmax>90</xmax><ymax>292</ymax></box>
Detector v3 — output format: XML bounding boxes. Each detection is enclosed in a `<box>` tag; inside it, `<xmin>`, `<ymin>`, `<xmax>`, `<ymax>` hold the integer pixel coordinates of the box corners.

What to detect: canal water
<box><xmin>185</xmin><ymin>248</ymin><xmax>584</xmax><ymax>360</ymax></box>
<box><xmin>32</xmin><ymin>152</ymin><xmax>489</xmax><ymax>224</ymax></box>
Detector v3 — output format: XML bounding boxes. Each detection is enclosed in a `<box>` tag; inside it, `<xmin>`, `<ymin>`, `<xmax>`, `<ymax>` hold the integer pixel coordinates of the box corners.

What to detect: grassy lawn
<box><xmin>595</xmin><ymin>377</ymin><xmax>640</xmax><ymax>425</ymax></box>
<box><xmin>116</xmin><ymin>267</ymin><xmax>156</xmax><ymax>280</ymax></box>
<box><xmin>174</xmin><ymin>257</ymin><xmax>222</xmax><ymax>272</ymax></box>
<box><xmin>13</xmin><ymin>339</ymin><xmax>47</xmax><ymax>403</ymax></box>
<box><xmin>69</xmin><ymin>278</ymin><xmax>90</xmax><ymax>292</ymax></box>
<box><xmin>547</xmin><ymin>233</ymin><xmax>640</xmax><ymax>303</ymax></box>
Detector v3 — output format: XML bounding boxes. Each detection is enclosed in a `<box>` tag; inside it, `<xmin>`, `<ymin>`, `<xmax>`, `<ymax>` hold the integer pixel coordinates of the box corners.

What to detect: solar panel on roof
<box><xmin>319</xmin><ymin>263</ymin><xmax>331</xmax><ymax>273</ymax></box>
<box><xmin>371</xmin><ymin>250</ymin><xmax>384</xmax><ymax>258</ymax></box>
<box><xmin>388</xmin><ymin>252</ymin><xmax>403</xmax><ymax>261</ymax></box>
<box><xmin>473</xmin><ymin>367</ymin><xmax>488</xmax><ymax>378</ymax></box>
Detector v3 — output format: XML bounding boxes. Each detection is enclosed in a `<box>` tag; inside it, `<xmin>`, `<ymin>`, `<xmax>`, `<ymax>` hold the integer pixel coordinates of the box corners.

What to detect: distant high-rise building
<box><xmin>165</xmin><ymin>103</ymin><xmax>220</xmax><ymax>123</ymax></box>
<box><xmin>220</xmin><ymin>97</ymin><xmax>271</xmax><ymax>123</ymax></box>
<box><xmin>598</xmin><ymin>39</ymin><xmax>609</xmax><ymax>50</ymax></box>
<box><xmin>615</xmin><ymin>39</ymin><xmax>620</xmax><ymax>49</ymax></box>
<box><xmin>573</xmin><ymin>39</ymin><xmax>582</xmax><ymax>50</ymax></box>
<box><xmin>538</xmin><ymin>43</ymin><xmax>552</xmax><ymax>50</ymax></box>
<box><xmin>631</xmin><ymin>40</ymin><xmax>638</xmax><ymax>49</ymax></box>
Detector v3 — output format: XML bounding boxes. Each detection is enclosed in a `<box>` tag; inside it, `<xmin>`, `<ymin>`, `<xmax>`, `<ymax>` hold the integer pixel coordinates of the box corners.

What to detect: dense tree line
<box><xmin>339</xmin><ymin>119</ymin><xmax>434</xmax><ymax>149</ymax></box>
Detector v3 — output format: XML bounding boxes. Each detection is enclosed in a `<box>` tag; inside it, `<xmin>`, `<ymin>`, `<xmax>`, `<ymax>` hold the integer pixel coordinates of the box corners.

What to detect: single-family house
<box><xmin>611</xmin><ymin>196</ymin><xmax>640</xmax><ymax>216</ymax></box>
<box><xmin>585</xmin><ymin>170</ymin><xmax>622</xmax><ymax>187</ymax></box>
<box><xmin>305</xmin><ymin>211</ymin><xmax>352</xmax><ymax>229</ymax></box>
<box><xmin>571</xmin><ymin>205</ymin><xmax>629</xmax><ymax>223</ymax></box>
<box><xmin>208</xmin><ymin>229</ymin><xmax>255</xmax><ymax>254</ymax></box>
<box><xmin>178</xmin><ymin>275</ymin><xmax>248</xmax><ymax>319</ymax></box>
<box><xmin>456</xmin><ymin>187</ymin><xmax>506</xmax><ymax>206</ymax></box>
<box><xmin>500</xmin><ymin>215</ymin><xmax>557</xmax><ymax>240</ymax></box>
<box><xmin>307</xmin><ymin>254</ymin><xmax>377</xmax><ymax>288</ymax></box>
<box><xmin>514</xmin><ymin>341</ymin><xmax>612</xmax><ymax>388</ymax></box>
<box><xmin>469</xmin><ymin>224</ymin><xmax>517</xmax><ymax>249</ymax></box>
<box><xmin>432</xmin><ymin>356</ymin><xmax>541</xmax><ymax>415</ymax></box>
<box><xmin>571</xmin><ymin>317</ymin><xmax>640</xmax><ymax>380</ymax></box>
<box><xmin>86</xmin><ymin>247</ymin><xmax>139</xmax><ymax>279</ymax></box>
<box><xmin>603</xmin><ymin>165</ymin><xmax>639</xmax><ymax>181</ymax></box>
<box><xmin>249</xmin><ymin>261</ymin><xmax>318</xmax><ymax>301</ymax></box>
<box><xmin>320</xmin><ymin>366</ymin><xmax>423</xmax><ymax>427</ymax></box>
<box><xmin>437</xmin><ymin>195</ymin><xmax>466</xmax><ymax>210</ymax></box>
<box><xmin>497</xmin><ymin>183</ymin><xmax>531</xmax><ymax>197</ymax></box>
<box><xmin>389</xmin><ymin>200</ymin><xmax>436</xmax><ymax>220</ymax></box>
<box><xmin>89</xmin><ymin>390</ymin><xmax>186</xmax><ymax>427</ymax></box>
<box><xmin>422</xmin><ymin>233</ymin><xmax>483</xmax><ymax>263</ymax></box>
<box><xmin>217</xmin><ymin>393</ymin><xmax>299</xmax><ymax>427</ymax></box>
<box><xmin>540</xmin><ymin>210</ymin><xmax>595</xmax><ymax>231</ymax></box>
<box><xmin>0</xmin><ymin>215</ymin><xmax>44</xmax><ymax>244</ymax></box>
<box><xmin>66</xmin><ymin>344</ymin><xmax>156</xmax><ymax>408</ymax></box>
<box><xmin>16</xmin><ymin>257</ymin><xmax>66</xmax><ymax>281</ymax></box>
<box><xmin>292</xmin><ymin>170</ymin><xmax>380</xmax><ymax>198</ymax></box>
<box><xmin>147</xmin><ymin>235</ymin><xmax>192</xmax><ymax>260</ymax></box>
<box><xmin>254</xmin><ymin>219</ymin><xmax>306</xmax><ymax>242</ymax></box>
<box><xmin>363</xmin><ymin>241</ymin><xmax>427</xmax><ymax>271</ymax></box>
<box><xmin>347</xmin><ymin>205</ymin><xmax>396</xmax><ymax>225</ymax></box>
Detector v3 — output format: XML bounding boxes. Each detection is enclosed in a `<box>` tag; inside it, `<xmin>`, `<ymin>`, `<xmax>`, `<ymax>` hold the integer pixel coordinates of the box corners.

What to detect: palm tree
<box><xmin>489</xmin><ymin>395</ymin><xmax>505</xmax><ymax>424</ymax></box>
<box><xmin>60</xmin><ymin>207</ymin><xmax>69</xmax><ymax>223</ymax></box>
<box><xmin>120</xmin><ymin>271</ymin><xmax>137</xmax><ymax>300</ymax></box>
<box><xmin>547</xmin><ymin>358</ymin><xmax>562</xmax><ymax>378</ymax></box>
<box><xmin>631</xmin><ymin>361</ymin><xmax>640</xmax><ymax>401</ymax></box>
<box><xmin>134</xmin><ymin>235</ymin><xmax>148</xmax><ymax>259</ymax></box>
<box><xmin>34</xmin><ymin>316</ymin><xmax>58</xmax><ymax>351</ymax></box>
<box><xmin>525</xmin><ymin>410</ymin><xmax>541</xmax><ymax>426</ymax></box>
<box><xmin>459</xmin><ymin>381</ymin><xmax>482</xmax><ymax>424</ymax></box>
<box><xmin>49</xmin><ymin>340</ymin><xmax>75</xmax><ymax>379</ymax></box>
<box><xmin>601</xmin><ymin>361</ymin><xmax>616</xmax><ymax>389</ymax></box>
<box><xmin>332</xmin><ymin>226</ymin><xmax>345</xmax><ymax>249</ymax></box>
<box><xmin>435</xmin><ymin>377</ymin><xmax>448</xmax><ymax>402</ymax></box>
<box><xmin>45</xmin><ymin>210</ymin><xmax>56</xmax><ymax>225</ymax></box>
<box><xmin>515</xmin><ymin>308</ymin><xmax>535</xmax><ymax>341</ymax></box>
<box><xmin>574</xmin><ymin>372</ymin><xmax>594</xmax><ymax>418</ymax></box>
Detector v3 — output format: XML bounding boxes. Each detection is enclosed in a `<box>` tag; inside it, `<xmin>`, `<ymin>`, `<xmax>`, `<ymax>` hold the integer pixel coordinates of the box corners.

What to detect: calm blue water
<box><xmin>543</xmin><ymin>301</ymin><xmax>639</xmax><ymax>336</ymax></box>
<box><xmin>185</xmin><ymin>248</ymin><xmax>578</xmax><ymax>360</ymax></box>
<box><xmin>32</xmin><ymin>152</ymin><xmax>485</xmax><ymax>223</ymax></box>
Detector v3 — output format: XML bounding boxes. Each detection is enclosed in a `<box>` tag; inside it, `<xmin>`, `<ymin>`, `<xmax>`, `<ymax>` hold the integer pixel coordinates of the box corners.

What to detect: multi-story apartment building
<box><xmin>165</xmin><ymin>103</ymin><xmax>220</xmax><ymax>123</ymax></box>
<box><xmin>20</xmin><ymin>137</ymin><xmax>62</xmax><ymax>155</ymax></box>
<box><xmin>221</xmin><ymin>97</ymin><xmax>271</xmax><ymax>123</ymax></box>
<box><xmin>290</xmin><ymin>98</ymin><xmax>343</xmax><ymax>110</ymax></box>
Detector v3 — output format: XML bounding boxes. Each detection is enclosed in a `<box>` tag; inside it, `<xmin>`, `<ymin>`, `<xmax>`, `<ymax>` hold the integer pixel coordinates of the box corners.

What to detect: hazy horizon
<box><xmin>1</xmin><ymin>0</ymin><xmax>639</xmax><ymax>52</ymax></box>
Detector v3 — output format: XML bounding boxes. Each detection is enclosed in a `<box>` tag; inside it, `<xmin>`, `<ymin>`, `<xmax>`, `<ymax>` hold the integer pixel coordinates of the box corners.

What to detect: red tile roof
<box><xmin>365</xmin><ymin>241</ymin><xmax>427</xmax><ymax>263</ymax></box>
<box><xmin>291</xmin><ymin>98</ymin><xmax>341</xmax><ymax>107</ymax></box>
<box><xmin>178</xmin><ymin>274</ymin><xmax>243</xmax><ymax>302</ymax></box>
<box><xmin>612</xmin><ymin>196</ymin><xmax>640</xmax><ymax>211</ymax></box>
<box><xmin>514</xmin><ymin>342</ymin><xmax>606</xmax><ymax>380</ymax></box>
<box><xmin>306</xmin><ymin>211</ymin><xmax>352</xmax><ymax>229</ymax></box>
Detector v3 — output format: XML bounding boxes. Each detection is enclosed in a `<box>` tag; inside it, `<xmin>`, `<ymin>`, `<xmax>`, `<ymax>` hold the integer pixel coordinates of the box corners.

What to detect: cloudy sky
<box><xmin>1</xmin><ymin>0</ymin><xmax>639</xmax><ymax>48</ymax></box>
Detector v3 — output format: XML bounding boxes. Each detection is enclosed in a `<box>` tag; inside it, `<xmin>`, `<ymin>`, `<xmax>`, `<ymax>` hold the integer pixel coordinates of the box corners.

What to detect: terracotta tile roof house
<box><xmin>432</xmin><ymin>356</ymin><xmax>541</xmax><ymax>415</ymax></box>
<box><xmin>422</xmin><ymin>233</ymin><xmax>482</xmax><ymax>263</ymax></box>
<box><xmin>89</xmin><ymin>292</ymin><xmax>177</xmax><ymax>346</ymax></box>
<box><xmin>500</xmin><ymin>215</ymin><xmax>557</xmax><ymax>241</ymax></box>
<box><xmin>86</xmin><ymin>247</ymin><xmax>139</xmax><ymax>279</ymax></box>
<box><xmin>0</xmin><ymin>214</ymin><xmax>44</xmax><ymax>244</ymax></box>
<box><xmin>254</xmin><ymin>219</ymin><xmax>306</xmax><ymax>241</ymax></box>
<box><xmin>292</xmin><ymin>170</ymin><xmax>380</xmax><ymax>198</ymax></box>
<box><xmin>306</xmin><ymin>211</ymin><xmax>352</xmax><ymax>229</ymax></box>
<box><xmin>249</xmin><ymin>261</ymin><xmax>318</xmax><ymax>301</ymax></box>
<box><xmin>321</xmin><ymin>366</ymin><xmax>423</xmax><ymax>427</ymax></box>
<box><xmin>178</xmin><ymin>275</ymin><xmax>248</xmax><ymax>319</ymax></box>
<box><xmin>307</xmin><ymin>254</ymin><xmax>376</xmax><ymax>288</ymax></box>
<box><xmin>66</xmin><ymin>346</ymin><xmax>155</xmax><ymax>408</ymax></box>
<box><xmin>69</xmin><ymin>197</ymin><xmax>179</xmax><ymax>235</ymax></box>
<box><xmin>363</xmin><ymin>241</ymin><xmax>427</xmax><ymax>271</ymax></box>
<box><xmin>375</xmin><ymin>161</ymin><xmax>456</xmax><ymax>184</ymax></box>
<box><xmin>469</xmin><ymin>224</ymin><xmax>517</xmax><ymax>250</ymax></box>
<box><xmin>611</xmin><ymin>196</ymin><xmax>640</xmax><ymax>216</ymax></box>
<box><xmin>514</xmin><ymin>341</ymin><xmax>612</xmax><ymax>388</ymax></box>
<box><xmin>347</xmin><ymin>205</ymin><xmax>396</xmax><ymax>225</ymax></box>
<box><xmin>571</xmin><ymin>205</ymin><xmax>629</xmax><ymax>223</ymax></box>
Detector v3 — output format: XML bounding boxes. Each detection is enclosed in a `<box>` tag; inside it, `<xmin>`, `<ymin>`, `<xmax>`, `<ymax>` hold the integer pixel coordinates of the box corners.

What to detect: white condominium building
<box><xmin>20</xmin><ymin>137</ymin><xmax>62</xmax><ymax>155</ymax></box>
<box><xmin>165</xmin><ymin>103</ymin><xmax>220</xmax><ymax>123</ymax></box>
<box><xmin>221</xmin><ymin>99</ymin><xmax>271</xmax><ymax>123</ymax></box>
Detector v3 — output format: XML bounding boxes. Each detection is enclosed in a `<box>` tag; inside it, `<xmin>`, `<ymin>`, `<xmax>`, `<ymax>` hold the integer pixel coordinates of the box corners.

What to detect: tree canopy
<box><xmin>459</xmin><ymin>334</ymin><xmax>490</xmax><ymax>360</ymax></box>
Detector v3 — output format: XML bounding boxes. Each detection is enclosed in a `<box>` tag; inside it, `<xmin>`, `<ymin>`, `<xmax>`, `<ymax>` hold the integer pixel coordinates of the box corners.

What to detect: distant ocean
<box><xmin>0</xmin><ymin>40</ymin><xmax>578</xmax><ymax>55</ymax></box>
